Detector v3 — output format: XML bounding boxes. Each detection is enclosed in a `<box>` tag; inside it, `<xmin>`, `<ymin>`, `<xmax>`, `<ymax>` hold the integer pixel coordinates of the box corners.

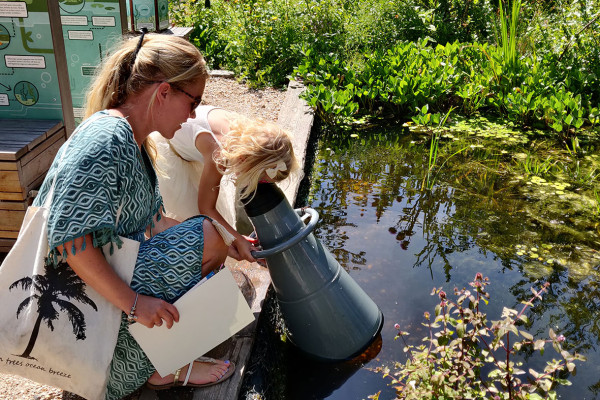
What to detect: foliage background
<box><xmin>170</xmin><ymin>0</ymin><xmax>599</xmax><ymax>136</ymax></box>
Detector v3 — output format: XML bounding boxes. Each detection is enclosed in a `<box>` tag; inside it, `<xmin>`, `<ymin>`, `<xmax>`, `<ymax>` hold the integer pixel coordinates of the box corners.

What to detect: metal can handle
<box><xmin>251</xmin><ymin>208</ymin><xmax>319</xmax><ymax>259</ymax></box>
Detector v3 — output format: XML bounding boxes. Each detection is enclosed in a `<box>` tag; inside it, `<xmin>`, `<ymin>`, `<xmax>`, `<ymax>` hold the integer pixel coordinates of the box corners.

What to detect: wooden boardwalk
<box><xmin>138</xmin><ymin>80</ymin><xmax>314</xmax><ymax>400</ymax></box>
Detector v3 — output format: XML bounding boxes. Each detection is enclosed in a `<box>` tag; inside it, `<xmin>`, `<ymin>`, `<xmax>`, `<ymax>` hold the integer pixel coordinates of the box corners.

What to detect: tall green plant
<box><xmin>498</xmin><ymin>0</ymin><xmax>521</xmax><ymax>72</ymax></box>
<box><xmin>413</xmin><ymin>106</ymin><xmax>466</xmax><ymax>191</ymax></box>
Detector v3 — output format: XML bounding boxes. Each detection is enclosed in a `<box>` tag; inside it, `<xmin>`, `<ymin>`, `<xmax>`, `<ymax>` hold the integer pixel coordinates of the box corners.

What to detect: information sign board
<box><xmin>59</xmin><ymin>0</ymin><xmax>126</xmax><ymax>124</ymax></box>
<box><xmin>0</xmin><ymin>0</ymin><xmax>73</xmax><ymax>129</ymax></box>
<box><xmin>125</xmin><ymin>0</ymin><xmax>168</xmax><ymax>32</ymax></box>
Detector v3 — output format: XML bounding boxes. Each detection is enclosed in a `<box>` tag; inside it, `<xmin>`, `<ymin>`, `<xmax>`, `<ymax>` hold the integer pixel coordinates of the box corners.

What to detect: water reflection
<box><xmin>286</xmin><ymin>334</ymin><xmax>384</xmax><ymax>399</ymax></box>
<box><xmin>302</xmin><ymin>125</ymin><xmax>600</xmax><ymax>399</ymax></box>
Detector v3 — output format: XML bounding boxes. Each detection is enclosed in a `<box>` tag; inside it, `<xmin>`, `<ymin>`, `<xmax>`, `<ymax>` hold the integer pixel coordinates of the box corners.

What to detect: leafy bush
<box><xmin>170</xmin><ymin>0</ymin><xmax>599</xmax><ymax>136</ymax></box>
<box><xmin>414</xmin><ymin>0</ymin><xmax>494</xmax><ymax>44</ymax></box>
<box><xmin>374</xmin><ymin>274</ymin><xmax>586</xmax><ymax>399</ymax></box>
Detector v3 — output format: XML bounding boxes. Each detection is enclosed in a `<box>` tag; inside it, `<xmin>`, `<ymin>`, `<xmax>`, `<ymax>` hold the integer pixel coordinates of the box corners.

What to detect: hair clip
<box><xmin>265</xmin><ymin>160</ymin><xmax>287</xmax><ymax>179</ymax></box>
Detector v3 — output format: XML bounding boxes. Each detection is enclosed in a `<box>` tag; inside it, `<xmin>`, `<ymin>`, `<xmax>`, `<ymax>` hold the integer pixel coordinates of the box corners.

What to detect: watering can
<box><xmin>245</xmin><ymin>183</ymin><xmax>384</xmax><ymax>361</ymax></box>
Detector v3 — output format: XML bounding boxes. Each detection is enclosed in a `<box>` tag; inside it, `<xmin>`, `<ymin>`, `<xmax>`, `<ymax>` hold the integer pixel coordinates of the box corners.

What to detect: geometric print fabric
<box><xmin>32</xmin><ymin>112</ymin><xmax>207</xmax><ymax>398</ymax></box>
<box><xmin>106</xmin><ymin>215</ymin><xmax>208</xmax><ymax>399</ymax></box>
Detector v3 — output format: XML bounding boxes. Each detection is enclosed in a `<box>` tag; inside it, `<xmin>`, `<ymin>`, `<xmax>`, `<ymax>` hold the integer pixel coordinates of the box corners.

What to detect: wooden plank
<box><xmin>0</xmin><ymin>120</ymin><xmax>63</xmax><ymax>160</ymax></box>
<box><xmin>21</xmin><ymin>134</ymin><xmax>64</xmax><ymax>187</ymax></box>
<box><xmin>0</xmin><ymin>238</ymin><xmax>15</xmax><ymax>253</ymax></box>
<box><xmin>0</xmin><ymin>201</ymin><xmax>28</xmax><ymax>211</ymax></box>
<box><xmin>192</xmin><ymin>336</ymin><xmax>254</xmax><ymax>400</ymax></box>
<box><xmin>20</xmin><ymin>127</ymin><xmax>65</xmax><ymax>166</ymax></box>
<box><xmin>27</xmin><ymin>173</ymin><xmax>47</xmax><ymax>198</ymax></box>
<box><xmin>0</xmin><ymin>126</ymin><xmax>53</xmax><ymax>134</ymax></box>
<box><xmin>0</xmin><ymin>209</ymin><xmax>26</xmax><ymax>232</ymax></box>
<box><xmin>0</xmin><ymin>192</ymin><xmax>27</xmax><ymax>202</ymax></box>
<box><xmin>0</xmin><ymin>231</ymin><xmax>19</xmax><ymax>239</ymax></box>
<box><xmin>0</xmin><ymin>150</ymin><xmax>23</xmax><ymax>161</ymax></box>
<box><xmin>0</xmin><ymin>171</ymin><xmax>22</xmax><ymax>193</ymax></box>
<box><xmin>0</xmin><ymin>161</ymin><xmax>18</xmax><ymax>171</ymax></box>
<box><xmin>0</xmin><ymin>161</ymin><xmax>26</xmax><ymax>201</ymax></box>
<box><xmin>0</xmin><ymin>132</ymin><xmax>47</xmax><ymax>142</ymax></box>
<box><xmin>0</xmin><ymin>119</ymin><xmax>61</xmax><ymax>130</ymax></box>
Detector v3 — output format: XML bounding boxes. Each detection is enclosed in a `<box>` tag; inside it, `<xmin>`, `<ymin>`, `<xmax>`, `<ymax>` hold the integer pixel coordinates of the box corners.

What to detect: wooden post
<box><xmin>47</xmin><ymin>0</ymin><xmax>75</xmax><ymax>135</ymax></box>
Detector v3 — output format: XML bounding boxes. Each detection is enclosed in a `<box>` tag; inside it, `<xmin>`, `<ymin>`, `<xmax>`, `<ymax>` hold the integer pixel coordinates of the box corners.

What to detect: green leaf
<box><xmin>551</xmin><ymin>122</ymin><xmax>563</xmax><ymax>132</ymax></box>
<box><xmin>564</xmin><ymin>114</ymin><xmax>574</xmax><ymax>125</ymax></box>
<box><xmin>520</xmin><ymin>330</ymin><xmax>534</xmax><ymax>341</ymax></box>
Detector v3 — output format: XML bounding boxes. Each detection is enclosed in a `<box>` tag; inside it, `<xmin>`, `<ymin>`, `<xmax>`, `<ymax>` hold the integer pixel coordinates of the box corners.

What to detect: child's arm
<box><xmin>195</xmin><ymin>132</ymin><xmax>258</xmax><ymax>262</ymax></box>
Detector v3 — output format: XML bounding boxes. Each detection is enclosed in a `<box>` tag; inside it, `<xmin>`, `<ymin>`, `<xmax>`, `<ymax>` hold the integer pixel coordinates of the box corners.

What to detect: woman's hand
<box><xmin>133</xmin><ymin>294</ymin><xmax>180</xmax><ymax>329</ymax></box>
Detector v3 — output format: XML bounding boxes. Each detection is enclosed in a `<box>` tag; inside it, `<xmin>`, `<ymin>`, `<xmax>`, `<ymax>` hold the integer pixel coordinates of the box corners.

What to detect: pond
<box><xmin>241</xmin><ymin>119</ymin><xmax>600</xmax><ymax>400</ymax></box>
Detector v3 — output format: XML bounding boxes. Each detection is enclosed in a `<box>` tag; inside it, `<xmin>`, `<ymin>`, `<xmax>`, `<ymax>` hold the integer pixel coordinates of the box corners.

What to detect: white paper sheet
<box><xmin>128</xmin><ymin>268</ymin><xmax>255</xmax><ymax>377</ymax></box>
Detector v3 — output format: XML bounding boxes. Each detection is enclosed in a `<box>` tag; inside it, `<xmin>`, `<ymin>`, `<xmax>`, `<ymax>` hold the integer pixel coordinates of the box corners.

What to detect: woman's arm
<box><xmin>195</xmin><ymin>133</ymin><xmax>257</xmax><ymax>262</ymax></box>
<box><xmin>63</xmin><ymin>234</ymin><xmax>179</xmax><ymax>328</ymax></box>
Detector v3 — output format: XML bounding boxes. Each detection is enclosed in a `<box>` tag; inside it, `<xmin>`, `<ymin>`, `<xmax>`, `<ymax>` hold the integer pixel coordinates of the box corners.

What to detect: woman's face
<box><xmin>160</xmin><ymin>78</ymin><xmax>206</xmax><ymax>139</ymax></box>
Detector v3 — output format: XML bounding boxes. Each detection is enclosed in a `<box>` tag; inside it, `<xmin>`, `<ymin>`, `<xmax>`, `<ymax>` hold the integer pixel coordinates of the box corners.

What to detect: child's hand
<box><xmin>228</xmin><ymin>236</ymin><xmax>267</xmax><ymax>266</ymax></box>
<box><xmin>242</xmin><ymin>235</ymin><xmax>267</xmax><ymax>267</ymax></box>
<box><xmin>229</xmin><ymin>236</ymin><xmax>260</xmax><ymax>263</ymax></box>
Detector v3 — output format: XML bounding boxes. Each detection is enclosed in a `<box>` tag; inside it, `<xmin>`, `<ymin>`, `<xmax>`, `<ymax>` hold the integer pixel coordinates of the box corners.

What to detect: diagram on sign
<box><xmin>0</xmin><ymin>1</ymin><xmax>64</xmax><ymax>119</ymax></box>
<box><xmin>14</xmin><ymin>81</ymin><xmax>39</xmax><ymax>106</ymax></box>
<box><xmin>59</xmin><ymin>0</ymin><xmax>86</xmax><ymax>15</ymax></box>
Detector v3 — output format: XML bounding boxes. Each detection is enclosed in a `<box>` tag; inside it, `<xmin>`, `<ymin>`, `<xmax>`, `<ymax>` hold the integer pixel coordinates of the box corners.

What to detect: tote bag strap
<box><xmin>43</xmin><ymin>113</ymin><xmax>116</xmax><ymax>209</ymax></box>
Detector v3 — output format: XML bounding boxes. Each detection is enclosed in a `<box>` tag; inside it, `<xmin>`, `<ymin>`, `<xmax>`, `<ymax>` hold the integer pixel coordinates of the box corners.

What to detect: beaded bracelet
<box><xmin>127</xmin><ymin>292</ymin><xmax>139</xmax><ymax>324</ymax></box>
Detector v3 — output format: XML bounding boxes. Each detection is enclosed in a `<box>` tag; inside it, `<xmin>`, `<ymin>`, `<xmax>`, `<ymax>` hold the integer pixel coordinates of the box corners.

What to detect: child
<box><xmin>150</xmin><ymin>105</ymin><xmax>299</xmax><ymax>262</ymax></box>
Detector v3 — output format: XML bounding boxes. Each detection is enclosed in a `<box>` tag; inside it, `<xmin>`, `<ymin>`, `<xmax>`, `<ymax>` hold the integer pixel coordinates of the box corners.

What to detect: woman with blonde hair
<box><xmin>32</xmin><ymin>31</ymin><xmax>234</xmax><ymax>398</ymax></box>
<box><xmin>151</xmin><ymin>106</ymin><xmax>300</xmax><ymax>262</ymax></box>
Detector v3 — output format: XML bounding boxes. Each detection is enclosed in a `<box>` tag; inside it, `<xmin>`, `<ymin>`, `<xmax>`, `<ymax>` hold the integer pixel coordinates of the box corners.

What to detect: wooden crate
<box><xmin>0</xmin><ymin>119</ymin><xmax>67</xmax><ymax>251</ymax></box>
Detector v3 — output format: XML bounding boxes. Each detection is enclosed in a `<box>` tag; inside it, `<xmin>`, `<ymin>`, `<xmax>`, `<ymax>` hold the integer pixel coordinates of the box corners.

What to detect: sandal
<box><xmin>146</xmin><ymin>357</ymin><xmax>235</xmax><ymax>390</ymax></box>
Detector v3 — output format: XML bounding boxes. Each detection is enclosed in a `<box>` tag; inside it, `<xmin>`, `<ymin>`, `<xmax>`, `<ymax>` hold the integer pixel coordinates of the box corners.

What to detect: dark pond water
<box><xmin>242</xmin><ymin>121</ymin><xmax>600</xmax><ymax>400</ymax></box>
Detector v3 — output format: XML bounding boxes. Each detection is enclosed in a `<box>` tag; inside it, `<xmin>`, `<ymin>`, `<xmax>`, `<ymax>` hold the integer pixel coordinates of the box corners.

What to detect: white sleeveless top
<box><xmin>150</xmin><ymin>105</ymin><xmax>235</xmax><ymax>225</ymax></box>
<box><xmin>168</xmin><ymin>105</ymin><xmax>223</xmax><ymax>162</ymax></box>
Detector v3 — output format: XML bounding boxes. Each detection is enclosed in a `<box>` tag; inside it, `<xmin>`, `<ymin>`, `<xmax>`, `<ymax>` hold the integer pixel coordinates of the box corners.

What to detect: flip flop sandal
<box><xmin>146</xmin><ymin>357</ymin><xmax>235</xmax><ymax>390</ymax></box>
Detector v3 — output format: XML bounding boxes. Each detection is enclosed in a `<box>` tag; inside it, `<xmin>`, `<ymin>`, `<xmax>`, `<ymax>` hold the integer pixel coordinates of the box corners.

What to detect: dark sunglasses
<box><xmin>149</xmin><ymin>81</ymin><xmax>202</xmax><ymax>113</ymax></box>
<box><xmin>171</xmin><ymin>85</ymin><xmax>202</xmax><ymax>113</ymax></box>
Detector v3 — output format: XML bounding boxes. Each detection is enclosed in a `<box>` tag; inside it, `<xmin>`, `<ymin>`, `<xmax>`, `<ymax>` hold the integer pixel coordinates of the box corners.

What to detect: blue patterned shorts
<box><xmin>105</xmin><ymin>215</ymin><xmax>208</xmax><ymax>400</ymax></box>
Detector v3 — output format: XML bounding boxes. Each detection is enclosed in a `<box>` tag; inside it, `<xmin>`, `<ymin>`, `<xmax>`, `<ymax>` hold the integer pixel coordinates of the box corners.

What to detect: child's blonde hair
<box><xmin>214</xmin><ymin>117</ymin><xmax>300</xmax><ymax>202</ymax></box>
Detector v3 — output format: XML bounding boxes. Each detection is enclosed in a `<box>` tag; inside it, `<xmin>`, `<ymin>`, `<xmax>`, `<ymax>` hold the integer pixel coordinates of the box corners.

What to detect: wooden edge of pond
<box><xmin>136</xmin><ymin>80</ymin><xmax>315</xmax><ymax>400</ymax></box>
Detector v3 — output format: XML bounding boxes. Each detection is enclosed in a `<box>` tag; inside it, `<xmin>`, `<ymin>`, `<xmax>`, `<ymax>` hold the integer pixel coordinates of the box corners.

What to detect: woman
<box><xmin>33</xmin><ymin>31</ymin><xmax>233</xmax><ymax>399</ymax></box>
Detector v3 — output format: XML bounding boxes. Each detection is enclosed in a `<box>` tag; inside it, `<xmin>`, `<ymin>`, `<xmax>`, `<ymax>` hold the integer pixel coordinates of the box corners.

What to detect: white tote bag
<box><xmin>0</xmin><ymin>115</ymin><xmax>138</xmax><ymax>400</ymax></box>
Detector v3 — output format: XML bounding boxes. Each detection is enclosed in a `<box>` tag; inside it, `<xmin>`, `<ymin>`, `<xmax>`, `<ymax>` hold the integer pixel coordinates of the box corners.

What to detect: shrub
<box><xmin>375</xmin><ymin>274</ymin><xmax>586</xmax><ymax>399</ymax></box>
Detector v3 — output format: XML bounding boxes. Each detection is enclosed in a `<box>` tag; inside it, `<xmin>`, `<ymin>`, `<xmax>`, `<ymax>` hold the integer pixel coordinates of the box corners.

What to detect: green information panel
<box><xmin>0</xmin><ymin>0</ymin><xmax>65</xmax><ymax>120</ymax></box>
<box><xmin>60</xmin><ymin>0</ymin><xmax>124</xmax><ymax>124</ymax></box>
<box><xmin>126</xmin><ymin>0</ymin><xmax>168</xmax><ymax>32</ymax></box>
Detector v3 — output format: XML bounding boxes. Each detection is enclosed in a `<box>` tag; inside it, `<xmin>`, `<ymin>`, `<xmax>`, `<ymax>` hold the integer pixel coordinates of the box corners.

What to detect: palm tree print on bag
<box><xmin>9</xmin><ymin>260</ymin><xmax>98</xmax><ymax>360</ymax></box>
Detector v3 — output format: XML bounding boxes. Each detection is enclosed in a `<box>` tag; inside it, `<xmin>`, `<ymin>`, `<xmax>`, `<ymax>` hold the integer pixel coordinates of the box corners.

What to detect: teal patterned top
<box><xmin>33</xmin><ymin>111</ymin><xmax>163</xmax><ymax>261</ymax></box>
